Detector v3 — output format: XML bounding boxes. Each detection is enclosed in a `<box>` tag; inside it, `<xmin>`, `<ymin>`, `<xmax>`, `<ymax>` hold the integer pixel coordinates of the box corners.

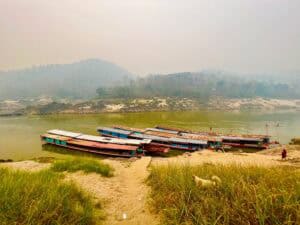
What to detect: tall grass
<box><xmin>149</xmin><ymin>164</ymin><xmax>300</xmax><ymax>225</ymax></box>
<box><xmin>0</xmin><ymin>168</ymin><xmax>102</xmax><ymax>225</ymax></box>
<box><xmin>51</xmin><ymin>157</ymin><xmax>113</xmax><ymax>177</ymax></box>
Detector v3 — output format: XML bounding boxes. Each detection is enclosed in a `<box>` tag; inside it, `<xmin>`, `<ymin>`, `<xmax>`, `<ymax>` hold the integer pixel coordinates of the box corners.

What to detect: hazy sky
<box><xmin>0</xmin><ymin>0</ymin><xmax>299</xmax><ymax>75</ymax></box>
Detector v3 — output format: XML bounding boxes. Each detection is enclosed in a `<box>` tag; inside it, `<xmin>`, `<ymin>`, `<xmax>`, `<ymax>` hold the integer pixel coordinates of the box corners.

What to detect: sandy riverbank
<box><xmin>2</xmin><ymin>145</ymin><xmax>300</xmax><ymax>225</ymax></box>
<box><xmin>1</xmin><ymin>97</ymin><xmax>300</xmax><ymax>116</ymax></box>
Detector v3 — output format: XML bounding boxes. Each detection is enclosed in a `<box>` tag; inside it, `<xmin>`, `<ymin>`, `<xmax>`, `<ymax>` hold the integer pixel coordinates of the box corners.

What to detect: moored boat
<box><xmin>41</xmin><ymin>129</ymin><xmax>168</xmax><ymax>157</ymax></box>
<box><xmin>97</xmin><ymin>126</ymin><xmax>208</xmax><ymax>151</ymax></box>
<box><xmin>155</xmin><ymin>125</ymin><xmax>272</xmax><ymax>149</ymax></box>
<box><xmin>144</xmin><ymin>128</ymin><xmax>222</xmax><ymax>149</ymax></box>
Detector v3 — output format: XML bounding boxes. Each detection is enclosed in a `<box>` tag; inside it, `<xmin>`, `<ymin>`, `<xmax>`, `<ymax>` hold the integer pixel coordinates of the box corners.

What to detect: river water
<box><xmin>0</xmin><ymin>110</ymin><xmax>299</xmax><ymax>160</ymax></box>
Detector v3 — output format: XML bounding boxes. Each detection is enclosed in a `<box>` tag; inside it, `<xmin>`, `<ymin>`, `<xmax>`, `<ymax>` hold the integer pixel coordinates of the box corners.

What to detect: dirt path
<box><xmin>66</xmin><ymin>157</ymin><xmax>159</xmax><ymax>225</ymax></box>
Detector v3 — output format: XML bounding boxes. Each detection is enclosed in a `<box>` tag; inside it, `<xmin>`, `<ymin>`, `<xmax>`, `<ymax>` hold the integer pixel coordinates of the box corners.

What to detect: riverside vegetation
<box><xmin>0</xmin><ymin>157</ymin><xmax>114</xmax><ymax>225</ymax></box>
<box><xmin>51</xmin><ymin>157</ymin><xmax>114</xmax><ymax>177</ymax></box>
<box><xmin>0</xmin><ymin>168</ymin><xmax>100</xmax><ymax>225</ymax></box>
<box><xmin>1</xmin><ymin>151</ymin><xmax>300</xmax><ymax>225</ymax></box>
<box><xmin>149</xmin><ymin>164</ymin><xmax>300</xmax><ymax>225</ymax></box>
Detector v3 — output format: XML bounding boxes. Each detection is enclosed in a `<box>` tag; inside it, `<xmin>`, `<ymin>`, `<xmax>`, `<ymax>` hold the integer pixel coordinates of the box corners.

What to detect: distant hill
<box><xmin>96</xmin><ymin>71</ymin><xmax>300</xmax><ymax>100</ymax></box>
<box><xmin>0</xmin><ymin>59</ymin><xmax>132</xmax><ymax>100</ymax></box>
<box><xmin>1</xmin><ymin>60</ymin><xmax>299</xmax><ymax>101</ymax></box>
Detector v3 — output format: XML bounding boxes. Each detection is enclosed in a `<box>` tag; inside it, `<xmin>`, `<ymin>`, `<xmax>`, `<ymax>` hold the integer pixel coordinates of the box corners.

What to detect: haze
<box><xmin>0</xmin><ymin>0</ymin><xmax>299</xmax><ymax>75</ymax></box>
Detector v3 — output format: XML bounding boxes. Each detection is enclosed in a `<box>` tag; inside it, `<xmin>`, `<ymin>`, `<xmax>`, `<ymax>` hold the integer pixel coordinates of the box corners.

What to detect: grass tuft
<box><xmin>0</xmin><ymin>168</ymin><xmax>102</xmax><ymax>225</ymax></box>
<box><xmin>149</xmin><ymin>164</ymin><xmax>300</xmax><ymax>225</ymax></box>
<box><xmin>51</xmin><ymin>157</ymin><xmax>113</xmax><ymax>177</ymax></box>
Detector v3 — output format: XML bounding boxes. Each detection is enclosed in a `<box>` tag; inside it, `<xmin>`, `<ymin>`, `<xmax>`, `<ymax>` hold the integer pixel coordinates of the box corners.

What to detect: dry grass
<box><xmin>0</xmin><ymin>168</ymin><xmax>103</xmax><ymax>225</ymax></box>
<box><xmin>149</xmin><ymin>164</ymin><xmax>300</xmax><ymax>225</ymax></box>
<box><xmin>51</xmin><ymin>157</ymin><xmax>114</xmax><ymax>177</ymax></box>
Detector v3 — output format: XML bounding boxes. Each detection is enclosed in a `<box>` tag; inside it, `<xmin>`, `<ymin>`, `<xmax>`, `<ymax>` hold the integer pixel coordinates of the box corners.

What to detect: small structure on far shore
<box><xmin>290</xmin><ymin>138</ymin><xmax>300</xmax><ymax>145</ymax></box>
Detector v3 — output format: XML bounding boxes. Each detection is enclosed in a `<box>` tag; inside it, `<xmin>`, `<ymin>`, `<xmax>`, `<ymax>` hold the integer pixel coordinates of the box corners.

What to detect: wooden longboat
<box><xmin>41</xmin><ymin>130</ymin><xmax>146</xmax><ymax>158</ymax></box>
<box><xmin>154</xmin><ymin>126</ymin><xmax>271</xmax><ymax>149</ymax></box>
<box><xmin>112</xmin><ymin>126</ymin><xmax>218</xmax><ymax>149</ymax></box>
<box><xmin>98</xmin><ymin>127</ymin><xmax>208</xmax><ymax>151</ymax></box>
<box><xmin>144</xmin><ymin>128</ymin><xmax>222</xmax><ymax>149</ymax></box>
<box><xmin>95</xmin><ymin>127</ymin><xmax>169</xmax><ymax>153</ymax></box>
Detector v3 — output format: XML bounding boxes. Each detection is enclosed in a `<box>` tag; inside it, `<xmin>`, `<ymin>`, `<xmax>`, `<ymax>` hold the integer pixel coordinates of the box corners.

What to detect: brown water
<box><xmin>0</xmin><ymin>110</ymin><xmax>299</xmax><ymax>160</ymax></box>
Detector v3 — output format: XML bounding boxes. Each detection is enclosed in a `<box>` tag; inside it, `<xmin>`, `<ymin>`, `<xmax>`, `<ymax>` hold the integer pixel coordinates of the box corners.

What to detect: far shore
<box><xmin>1</xmin><ymin>97</ymin><xmax>300</xmax><ymax>116</ymax></box>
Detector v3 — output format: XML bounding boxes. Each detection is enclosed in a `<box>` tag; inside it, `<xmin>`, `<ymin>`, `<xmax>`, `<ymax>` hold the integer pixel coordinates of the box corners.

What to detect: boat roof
<box><xmin>221</xmin><ymin>136</ymin><xmax>262</xmax><ymax>141</ymax></box>
<box><xmin>181</xmin><ymin>133</ymin><xmax>222</xmax><ymax>142</ymax></box>
<box><xmin>169</xmin><ymin>137</ymin><xmax>207</xmax><ymax>145</ymax></box>
<box><xmin>146</xmin><ymin>128</ymin><xmax>179</xmax><ymax>135</ymax></box>
<box><xmin>155</xmin><ymin>126</ymin><xmax>271</xmax><ymax>139</ymax></box>
<box><xmin>48</xmin><ymin>129</ymin><xmax>82</xmax><ymax>138</ymax></box>
<box><xmin>145</xmin><ymin>130</ymin><xmax>178</xmax><ymax>138</ymax></box>
<box><xmin>146</xmin><ymin>130</ymin><xmax>212</xmax><ymax>143</ymax></box>
<box><xmin>131</xmin><ymin>133</ymin><xmax>170</xmax><ymax>142</ymax></box>
<box><xmin>131</xmin><ymin>133</ymin><xmax>207</xmax><ymax>145</ymax></box>
<box><xmin>41</xmin><ymin>133</ymin><xmax>71</xmax><ymax>141</ymax></box>
<box><xmin>47</xmin><ymin>129</ymin><xmax>151</xmax><ymax>145</ymax></box>
<box><xmin>78</xmin><ymin>134</ymin><xmax>151</xmax><ymax>145</ymax></box>
<box><xmin>97</xmin><ymin>127</ymin><xmax>132</xmax><ymax>135</ymax></box>
<box><xmin>113</xmin><ymin>125</ymin><xmax>145</xmax><ymax>133</ymax></box>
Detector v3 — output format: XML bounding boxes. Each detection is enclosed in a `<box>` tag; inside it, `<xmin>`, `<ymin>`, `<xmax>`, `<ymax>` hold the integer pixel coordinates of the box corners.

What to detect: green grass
<box><xmin>149</xmin><ymin>164</ymin><xmax>300</xmax><ymax>225</ymax></box>
<box><xmin>0</xmin><ymin>168</ymin><xmax>102</xmax><ymax>225</ymax></box>
<box><xmin>51</xmin><ymin>157</ymin><xmax>114</xmax><ymax>177</ymax></box>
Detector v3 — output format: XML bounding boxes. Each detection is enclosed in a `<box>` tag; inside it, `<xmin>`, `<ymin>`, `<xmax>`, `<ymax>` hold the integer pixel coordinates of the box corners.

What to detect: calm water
<box><xmin>0</xmin><ymin>110</ymin><xmax>299</xmax><ymax>160</ymax></box>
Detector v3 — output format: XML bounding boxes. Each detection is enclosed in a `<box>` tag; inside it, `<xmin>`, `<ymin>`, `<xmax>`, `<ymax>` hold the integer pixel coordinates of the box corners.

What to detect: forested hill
<box><xmin>1</xmin><ymin>60</ymin><xmax>299</xmax><ymax>101</ymax></box>
<box><xmin>0</xmin><ymin>59</ymin><xmax>132</xmax><ymax>100</ymax></box>
<box><xmin>97</xmin><ymin>71</ymin><xmax>300</xmax><ymax>100</ymax></box>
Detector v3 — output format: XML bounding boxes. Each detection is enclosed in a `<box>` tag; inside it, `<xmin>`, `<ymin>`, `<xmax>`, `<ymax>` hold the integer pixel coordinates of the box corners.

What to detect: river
<box><xmin>0</xmin><ymin>110</ymin><xmax>299</xmax><ymax>160</ymax></box>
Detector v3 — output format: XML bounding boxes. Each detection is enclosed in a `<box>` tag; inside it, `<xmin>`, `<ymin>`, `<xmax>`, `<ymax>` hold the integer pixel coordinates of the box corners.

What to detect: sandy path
<box><xmin>66</xmin><ymin>157</ymin><xmax>159</xmax><ymax>225</ymax></box>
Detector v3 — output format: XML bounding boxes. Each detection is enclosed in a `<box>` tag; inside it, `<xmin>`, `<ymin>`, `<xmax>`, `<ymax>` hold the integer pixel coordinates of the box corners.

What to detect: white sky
<box><xmin>0</xmin><ymin>0</ymin><xmax>299</xmax><ymax>75</ymax></box>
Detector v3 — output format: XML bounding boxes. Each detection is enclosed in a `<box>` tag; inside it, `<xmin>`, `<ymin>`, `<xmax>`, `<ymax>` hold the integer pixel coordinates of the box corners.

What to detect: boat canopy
<box><xmin>146</xmin><ymin>128</ymin><xmax>179</xmax><ymax>135</ymax></box>
<box><xmin>169</xmin><ymin>137</ymin><xmax>207</xmax><ymax>145</ymax></box>
<box><xmin>97</xmin><ymin>127</ymin><xmax>132</xmax><ymax>135</ymax></box>
<box><xmin>48</xmin><ymin>129</ymin><xmax>82</xmax><ymax>138</ymax></box>
<box><xmin>221</xmin><ymin>136</ymin><xmax>263</xmax><ymax>142</ymax></box>
<box><xmin>131</xmin><ymin>133</ymin><xmax>170</xmax><ymax>142</ymax></box>
<box><xmin>79</xmin><ymin>134</ymin><xmax>151</xmax><ymax>145</ymax></box>
<box><xmin>48</xmin><ymin>129</ymin><xmax>151</xmax><ymax>145</ymax></box>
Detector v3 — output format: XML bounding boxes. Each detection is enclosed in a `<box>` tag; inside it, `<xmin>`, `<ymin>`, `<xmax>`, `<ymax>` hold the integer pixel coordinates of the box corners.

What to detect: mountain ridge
<box><xmin>0</xmin><ymin>59</ymin><xmax>133</xmax><ymax>100</ymax></box>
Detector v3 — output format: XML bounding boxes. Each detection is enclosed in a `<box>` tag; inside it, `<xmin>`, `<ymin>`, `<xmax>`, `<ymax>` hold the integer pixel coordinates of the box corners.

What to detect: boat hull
<box><xmin>40</xmin><ymin>133</ymin><xmax>143</xmax><ymax>158</ymax></box>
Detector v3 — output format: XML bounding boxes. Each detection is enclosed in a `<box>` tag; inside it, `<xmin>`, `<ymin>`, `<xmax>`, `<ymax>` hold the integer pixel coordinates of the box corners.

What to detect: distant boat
<box><xmin>144</xmin><ymin>128</ymin><xmax>222</xmax><ymax>149</ymax></box>
<box><xmin>41</xmin><ymin>129</ymin><xmax>169</xmax><ymax>158</ymax></box>
<box><xmin>155</xmin><ymin>126</ymin><xmax>271</xmax><ymax>150</ymax></box>
<box><xmin>97</xmin><ymin>126</ymin><xmax>208</xmax><ymax>151</ymax></box>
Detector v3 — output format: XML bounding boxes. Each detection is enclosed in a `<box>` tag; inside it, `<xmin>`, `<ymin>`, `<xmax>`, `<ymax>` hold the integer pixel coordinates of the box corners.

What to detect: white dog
<box><xmin>193</xmin><ymin>175</ymin><xmax>222</xmax><ymax>188</ymax></box>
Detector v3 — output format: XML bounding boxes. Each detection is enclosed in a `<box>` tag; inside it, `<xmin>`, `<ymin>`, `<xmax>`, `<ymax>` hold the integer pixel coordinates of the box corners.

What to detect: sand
<box><xmin>66</xmin><ymin>157</ymin><xmax>159</xmax><ymax>225</ymax></box>
<box><xmin>2</xmin><ymin>160</ymin><xmax>50</xmax><ymax>171</ymax></box>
